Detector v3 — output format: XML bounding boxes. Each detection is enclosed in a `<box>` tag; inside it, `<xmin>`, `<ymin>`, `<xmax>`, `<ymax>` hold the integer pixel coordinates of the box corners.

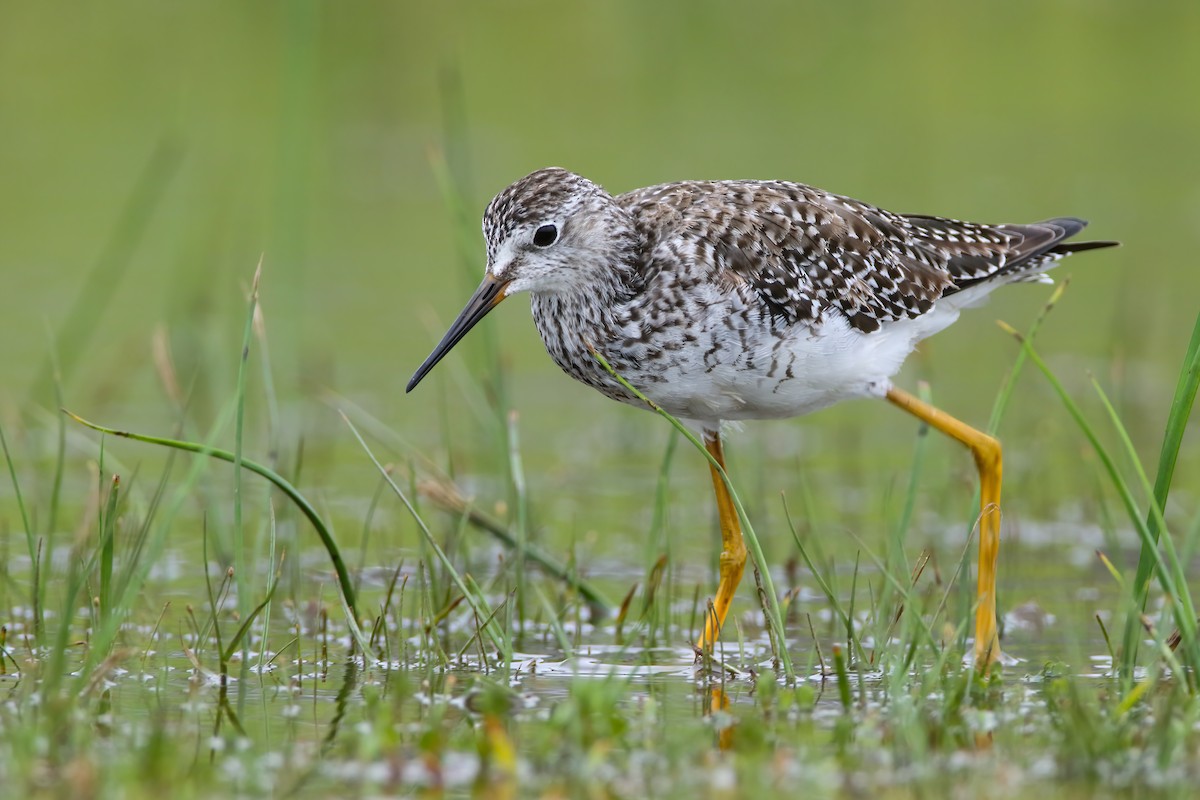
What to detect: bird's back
<box><xmin>616</xmin><ymin>179</ymin><xmax>1114</xmax><ymax>335</ymax></box>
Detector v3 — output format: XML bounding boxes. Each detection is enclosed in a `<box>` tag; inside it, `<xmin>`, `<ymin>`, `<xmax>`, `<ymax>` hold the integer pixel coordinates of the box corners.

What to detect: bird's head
<box><xmin>407</xmin><ymin>167</ymin><xmax>635</xmax><ymax>392</ymax></box>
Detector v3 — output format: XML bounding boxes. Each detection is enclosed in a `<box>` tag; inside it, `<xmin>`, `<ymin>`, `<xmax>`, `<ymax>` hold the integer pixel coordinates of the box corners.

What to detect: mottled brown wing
<box><xmin>621</xmin><ymin>180</ymin><xmax>1099</xmax><ymax>333</ymax></box>
<box><xmin>893</xmin><ymin>213</ymin><xmax>1096</xmax><ymax>291</ymax></box>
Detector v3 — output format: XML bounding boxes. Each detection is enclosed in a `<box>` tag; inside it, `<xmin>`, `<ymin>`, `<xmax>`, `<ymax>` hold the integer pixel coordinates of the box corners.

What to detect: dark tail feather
<box><xmin>1039</xmin><ymin>216</ymin><xmax>1089</xmax><ymax>239</ymax></box>
<box><xmin>942</xmin><ymin>217</ymin><xmax>1118</xmax><ymax>296</ymax></box>
<box><xmin>1030</xmin><ymin>217</ymin><xmax>1119</xmax><ymax>257</ymax></box>
<box><xmin>1051</xmin><ymin>239</ymin><xmax>1121</xmax><ymax>256</ymax></box>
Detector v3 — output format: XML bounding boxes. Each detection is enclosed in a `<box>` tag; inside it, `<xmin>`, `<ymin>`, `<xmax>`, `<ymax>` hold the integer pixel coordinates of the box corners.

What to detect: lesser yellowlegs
<box><xmin>407</xmin><ymin>167</ymin><xmax>1117</xmax><ymax>667</ymax></box>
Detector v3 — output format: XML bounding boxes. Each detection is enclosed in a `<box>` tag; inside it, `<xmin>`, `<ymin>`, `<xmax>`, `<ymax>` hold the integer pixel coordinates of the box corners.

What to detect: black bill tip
<box><xmin>407</xmin><ymin>276</ymin><xmax>509</xmax><ymax>393</ymax></box>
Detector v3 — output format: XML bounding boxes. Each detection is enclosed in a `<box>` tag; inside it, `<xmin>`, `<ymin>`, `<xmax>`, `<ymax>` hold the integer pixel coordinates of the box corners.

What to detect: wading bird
<box><xmin>407</xmin><ymin>168</ymin><xmax>1115</xmax><ymax>666</ymax></box>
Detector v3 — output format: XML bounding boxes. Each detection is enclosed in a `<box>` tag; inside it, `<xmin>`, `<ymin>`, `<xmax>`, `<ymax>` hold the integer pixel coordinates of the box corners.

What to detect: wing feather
<box><xmin>619</xmin><ymin>181</ymin><xmax>1101</xmax><ymax>333</ymax></box>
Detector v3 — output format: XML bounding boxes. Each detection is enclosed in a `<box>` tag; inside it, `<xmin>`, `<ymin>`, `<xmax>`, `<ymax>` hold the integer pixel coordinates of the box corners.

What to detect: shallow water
<box><xmin>3</xmin><ymin>3</ymin><xmax>1200</xmax><ymax>796</ymax></box>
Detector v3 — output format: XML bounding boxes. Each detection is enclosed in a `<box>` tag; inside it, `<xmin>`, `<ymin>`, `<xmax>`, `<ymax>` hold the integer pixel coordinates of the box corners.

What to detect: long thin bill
<box><xmin>407</xmin><ymin>276</ymin><xmax>509</xmax><ymax>392</ymax></box>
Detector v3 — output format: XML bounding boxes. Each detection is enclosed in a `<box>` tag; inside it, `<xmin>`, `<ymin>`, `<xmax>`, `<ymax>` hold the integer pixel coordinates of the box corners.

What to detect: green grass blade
<box><xmin>878</xmin><ymin>381</ymin><xmax>932</xmax><ymax>654</ymax></box>
<box><xmin>259</xmin><ymin>503</ymin><xmax>278</xmax><ymax>674</ymax></box>
<box><xmin>506</xmin><ymin>410</ymin><xmax>530</xmax><ymax>623</ymax></box>
<box><xmin>988</xmin><ymin>279</ymin><xmax>1069</xmax><ymax>435</ymax></box>
<box><xmin>535</xmin><ymin>584</ymin><xmax>576</xmax><ymax>659</ymax></box>
<box><xmin>1003</xmin><ymin>324</ymin><xmax>1196</xmax><ymax>677</ymax></box>
<box><xmin>339</xmin><ymin>412</ymin><xmax>505</xmax><ymax>652</ymax></box>
<box><xmin>648</xmin><ymin>429</ymin><xmax>678</xmax><ymax>564</ymax></box>
<box><xmin>465</xmin><ymin>573</ymin><xmax>511</xmax><ymax>666</ymax></box>
<box><xmin>780</xmin><ymin>492</ymin><xmax>860</xmax><ymax>655</ymax></box>
<box><xmin>67</xmin><ymin>407</ymin><xmax>228</xmax><ymax>690</ymax></box>
<box><xmin>203</xmin><ymin>520</ymin><xmax>227</xmax><ymax>669</ymax></box>
<box><xmin>1121</xmin><ymin>310</ymin><xmax>1200</xmax><ymax>671</ymax></box>
<box><xmin>418</xmin><ymin>478</ymin><xmax>614</xmax><ymax>615</ymax></box>
<box><xmin>99</xmin><ymin>474</ymin><xmax>119</xmax><ymax>627</ymax></box>
<box><xmin>222</xmin><ymin>559</ymin><xmax>283</xmax><ymax>665</ymax></box>
<box><xmin>1091</xmin><ymin>377</ymin><xmax>1199</xmax><ymax>669</ymax></box>
<box><xmin>0</xmin><ymin>424</ymin><xmax>34</xmax><ymax>565</ymax></box>
<box><xmin>590</xmin><ymin>349</ymin><xmax>794</xmax><ymax>680</ymax></box>
<box><xmin>0</xmin><ymin>423</ymin><xmax>38</xmax><ymax>633</ymax></box>
<box><xmin>45</xmin><ymin>325</ymin><xmax>68</xmax><ymax>540</ymax></box>
<box><xmin>231</xmin><ymin>263</ymin><xmax>261</xmax><ymax>713</ymax></box>
<box><xmin>63</xmin><ymin>409</ymin><xmax>359</xmax><ymax>620</ymax></box>
<box><xmin>232</xmin><ymin>265</ymin><xmax>261</xmax><ymax>620</ymax></box>
<box><xmin>843</xmin><ymin>528</ymin><xmax>940</xmax><ymax>656</ymax></box>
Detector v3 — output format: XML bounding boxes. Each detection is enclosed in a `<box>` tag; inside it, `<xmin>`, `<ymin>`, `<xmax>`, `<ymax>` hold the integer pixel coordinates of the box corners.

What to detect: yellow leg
<box><xmin>709</xmin><ymin>687</ymin><xmax>734</xmax><ymax>750</ymax></box>
<box><xmin>696</xmin><ymin>432</ymin><xmax>748</xmax><ymax>651</ymax></box>
<box><xmin>886</xmin><ymin>387</ymin><xmax>1002</xmax><ymax>668</ymax></box>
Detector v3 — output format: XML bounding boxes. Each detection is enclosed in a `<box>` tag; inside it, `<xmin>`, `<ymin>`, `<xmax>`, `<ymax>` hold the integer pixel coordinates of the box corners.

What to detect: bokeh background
<box><xmin>2</xmin><ymin>1</ymin><xmax>1198</xmax><ymax>653</ymax></box>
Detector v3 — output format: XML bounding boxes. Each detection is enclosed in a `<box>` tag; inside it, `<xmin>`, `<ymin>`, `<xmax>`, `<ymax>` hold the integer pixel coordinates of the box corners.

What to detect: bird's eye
<box><xmin>533</xmin><ymin>224</ymin><xmax>558</xmax><ymax>247</ymax></box>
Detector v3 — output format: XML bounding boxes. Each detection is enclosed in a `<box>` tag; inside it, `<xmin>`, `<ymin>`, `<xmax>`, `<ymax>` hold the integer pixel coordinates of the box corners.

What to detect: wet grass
<box><xmin>4</xmin><ymin>4</ymin><xmax>1200</xmax><ymax>797</ymax></box>
<box><xmin>3</xmin><ymin>165</ymin><xmax>1198</xmax><ymax>800</ymax></box>
<box><xmin>1</xmin><ymin>250</ymin><xmax>1198</xmax><ymax>798</ymax></box>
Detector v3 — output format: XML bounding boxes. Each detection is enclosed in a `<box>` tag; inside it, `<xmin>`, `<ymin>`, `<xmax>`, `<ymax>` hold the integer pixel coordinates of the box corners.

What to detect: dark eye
<box><xmin>533</xmin><ymin>224</ymin><xmax>558</xmax><ymax>247</ymax></box>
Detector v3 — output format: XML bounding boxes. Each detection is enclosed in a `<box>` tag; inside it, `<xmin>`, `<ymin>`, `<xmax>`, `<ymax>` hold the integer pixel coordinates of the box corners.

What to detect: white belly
<box><xmin>636</xmin><ymin>302</ymin><xmax>963</xmax><ymax>425</ymax></box>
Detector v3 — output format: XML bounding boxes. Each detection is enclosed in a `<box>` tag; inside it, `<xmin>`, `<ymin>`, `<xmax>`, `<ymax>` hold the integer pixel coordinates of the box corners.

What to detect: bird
<box><xmin>406</xmin><ymin>167</ymin><xmax>1117</xmax><ymax>668</ymax></box>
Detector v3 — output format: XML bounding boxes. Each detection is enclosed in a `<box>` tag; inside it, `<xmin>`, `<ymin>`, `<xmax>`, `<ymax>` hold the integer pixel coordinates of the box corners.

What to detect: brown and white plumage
<box><xmin>620</xmin><ymin>178</ymin><xmax>1106</xmax><ymax>332</ymax></box>
<box><xmin>407</xmin><ymin>167</ymin><xmax>1117</xmax><ymax>665</ymax></box>
<box><xmin>409</xmin><ymin>167</ymin><xmax>1115</xmax><ymax>430</ymax></box>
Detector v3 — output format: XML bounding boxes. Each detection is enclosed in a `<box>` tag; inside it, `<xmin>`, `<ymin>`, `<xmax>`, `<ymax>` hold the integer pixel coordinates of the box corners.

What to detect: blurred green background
<box><xmin>1</xmin><ymin>2</ymin><xmax>1197</xmax><ymax>612</ymax></box>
